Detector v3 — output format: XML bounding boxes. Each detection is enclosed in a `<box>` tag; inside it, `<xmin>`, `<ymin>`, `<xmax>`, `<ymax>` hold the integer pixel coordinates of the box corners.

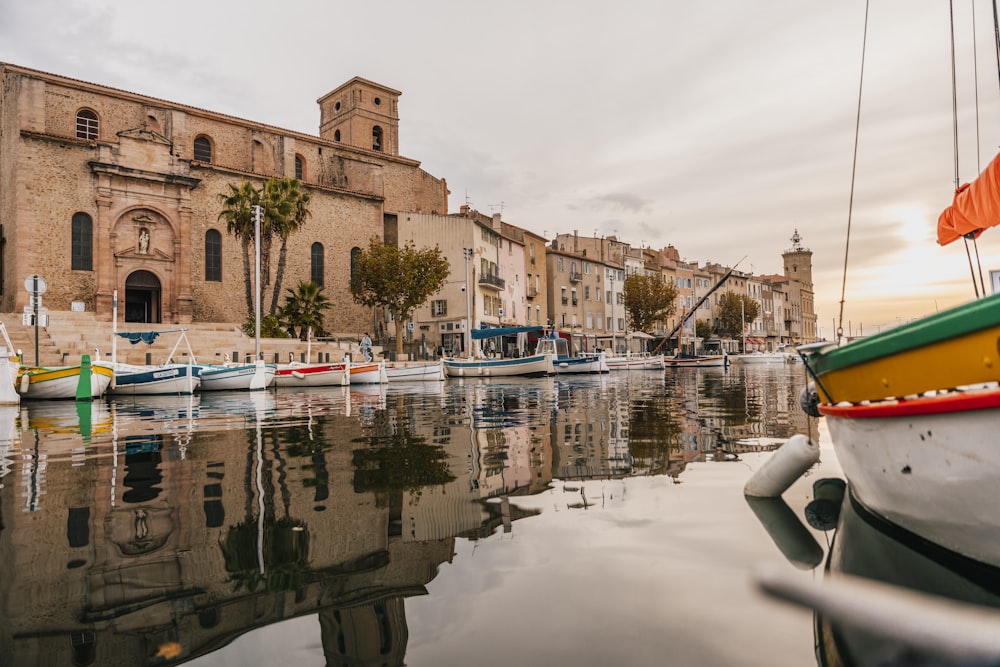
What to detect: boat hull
<box><xmin>551</xmin><ymin>354</ymin><xmax>610</xmax><ymax>374</ymax></box>
<box><xmin>819</xmin><ymin>386</ymin><xmax>1000</xmax><ymax>566</ymax></box>
<box><xmin>350</xmin><ymin>361</ymin><xmax>388</xmax><ymax>384</ymax></box>
<box><xmin>735</xmin><ymin>353</ymin><xmax>788</xmax><ymax>365</ymax></box>
<box><xmin>385</xmin><ymin>362</ymin><xmax>445</xmax><ymax>382</ymax></box>
<box><xmin>801</xmin><ymin>292</ymin><xmax>1000</xmax><ymax>403</ymax></box>
<box><xmin>443</xmin><ymin>354</ymin><xmax>553</xmax><ymax>378</ymax></box>
<box><xmin>665</xmin><ymin>354</ymin><xmax>729</xmax><ymax>368</ymax></box>
<box><xmin>273</xmin><ymin>362</ymin><xmax>349</xmax><ymax>387</ymax></box>
<box><xmin>105</xmin><ymin>363</ymin><xmax>200</xmax><ymax>395</ymax></box>
<box><xmin>196</xmin><ymin>363</ymin><xmax>276</xmax><ymax>391</ymax></box>
<box><xmin>19</xmin><ymin>364</ymin><xmax>114</xmax><ymax>400</ymax></box>
<box><xmin>606</xmin><ymin>355</ymin><xmax>665</xmax><ymax>371</ymax></box>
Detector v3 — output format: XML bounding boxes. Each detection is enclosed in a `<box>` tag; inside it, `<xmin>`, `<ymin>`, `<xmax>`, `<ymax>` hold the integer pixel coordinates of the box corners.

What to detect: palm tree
<box><xmin>279</xmin><ymin>281</ymin><xmax>331</xmax><ymax>340</ymax></box>
<box><xmin>267</xmin><ymin>178</ymin><xmax>312</xmax><ymax>315</ymax></box>
<box><xmin>217</xmin><ymin>181</ymin><xmax>261</xmax><ymax>316</ymax></box>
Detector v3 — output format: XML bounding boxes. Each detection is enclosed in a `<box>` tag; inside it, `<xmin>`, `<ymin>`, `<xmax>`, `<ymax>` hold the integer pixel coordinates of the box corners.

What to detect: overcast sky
<box><xmin>4</xmin><ymin>0</ymin><xmax>1000</xmax><ymax>337</ymax></box>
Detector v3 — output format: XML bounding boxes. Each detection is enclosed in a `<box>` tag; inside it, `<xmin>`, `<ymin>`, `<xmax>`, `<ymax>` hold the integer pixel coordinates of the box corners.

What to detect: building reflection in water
<box><xmin>0</xmin><ymin>366</ymin><xmax>809</xmax><ymax>665</ymax></box>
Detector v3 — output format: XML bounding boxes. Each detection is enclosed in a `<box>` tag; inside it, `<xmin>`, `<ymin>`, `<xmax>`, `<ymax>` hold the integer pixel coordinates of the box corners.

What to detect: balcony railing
<box><xmin>526</xmin><ymin>287</ymin><xmax>538</xmax><ymax>299</ymax></box>
<box><xmin>478</xmin><ymin>273</ymin><xmax>505</xmax><ymax>290</ymax></box>
<box><xmin>569</xmin><ymin>270</ymin><xmax>582</xmax><ymax>283</ymax></box>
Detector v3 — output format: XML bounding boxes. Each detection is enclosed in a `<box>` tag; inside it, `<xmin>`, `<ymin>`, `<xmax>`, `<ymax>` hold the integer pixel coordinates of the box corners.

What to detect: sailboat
<box><xmin>797</xmin><ymin>5</ymin><xmax>1000</xmax><ymax>565</ymax></box>
<box><xmin>442</xmin><ymin>325</ymin><xmax>553</xmax><ymax>378</ymax></box>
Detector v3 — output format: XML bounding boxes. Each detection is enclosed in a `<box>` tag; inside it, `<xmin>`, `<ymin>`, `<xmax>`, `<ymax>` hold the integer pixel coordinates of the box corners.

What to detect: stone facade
<box><xmin>0</xmin><ymin>64</ymin><xmax>448</xmax><ymax>332</ymax></box>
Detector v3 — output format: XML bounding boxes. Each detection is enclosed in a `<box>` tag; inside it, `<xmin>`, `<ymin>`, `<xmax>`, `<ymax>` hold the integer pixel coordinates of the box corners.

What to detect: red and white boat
<box><xmin>273</xmin><ymin>360</ymin><xmax>349</xmax><ymax>387</ymax></box>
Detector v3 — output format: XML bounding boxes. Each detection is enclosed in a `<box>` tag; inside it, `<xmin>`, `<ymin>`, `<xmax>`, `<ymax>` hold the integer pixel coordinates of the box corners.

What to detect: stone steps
<box><xmin>0</xmin><ymin>312</ymin><xmax>375</xmax><ymax>367</ymax></box>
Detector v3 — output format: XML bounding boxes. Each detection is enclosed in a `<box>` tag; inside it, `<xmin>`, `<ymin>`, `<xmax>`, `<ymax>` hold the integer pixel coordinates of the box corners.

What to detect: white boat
<box><xmin>816</xmin><ymin>385</ymin><xmax>1000</xmax><ymax>567</ymax></box>
<box><xmin>195</xmin><ymin>361</ymin><xmax>276</xmax><ymax>391</ymax></box>
<box><xmin>606</xmin><ymin>354</ymin><xmax>665</xmax><ymax>371</ymax></box>
<box><xmin>17</xmin><ymin>361</ymin><xmax>114</xmax><ymax>400</ymax></box>
<box><xmin>444</xmin><ymin>325</ymin><xmax>553</xmax><ymax>378</ymax></box>
<box><xmin>534</xmin><ymin>332</ymin><xmax>609</xmax><ymax>374</ymax></box>
<box><xmin>349</xmin><ymin>360</ymin><xmax>388</xmax><ymax>384</ymax></box>
<box><xmin>384</xmin><ymin>361</ymin><xmax>444</xmax><ymax>382</ymax></box>
<box><xmin>103</xmin><ymin>327</ymin><xmax>200</xmax><ymax>395</ymax></box>
<box><xmin>0</xmin><ymin>323</ymin><xmax>20</xmax><ymax>405</ymax></box>
<box><xmin>734</xmin><ymin>351</ymin><xmax>788</xmax><ymax>365</ymax></box>
<box><xmin>273</xmin><ymin>361</ymin><xmax>349</xmax><ymax>387</ymax></box>
<box><xmin>664</xmin><ymin>353</ymin><xmax>729</xmax><ymax>368</ymax></box>
<box><xmin>443</xmin><ymin>353</ymin><xmax>553</xmax><ymax>378</ymax></box>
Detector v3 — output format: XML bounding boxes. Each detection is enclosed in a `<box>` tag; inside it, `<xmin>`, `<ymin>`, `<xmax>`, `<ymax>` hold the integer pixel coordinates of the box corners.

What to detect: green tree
<box><xmin>266</xmin><ymin>178</ymin><xmax>312</xmax><ymax>315</ymax></box>
<box><xmin>350</xmin><ymin>239</ymin><xmax>450</xmax><ymax>355</ymax></box>
<box><xmin>695</xmin><ymin>319</ymin><xmax>713</xmax><ymax>340</ymax></box>
<box><xmin>279</xmin><ymin>281</ymin><xmax>332</xmax><ymax>340</ymax></box>
<box><xmin>622</xmin><ymin>274</ymin><xmax>678</xmax><ymax>333</ymax></box>
<box><xmin>217</xmin><ymin>177</ymin><xmax>312</xmax><ymax>319</ymax></box>
<box><xmin>717</xmin><ymin>291</ymin><xmax>760</xmax><ymax>339</ymax></box>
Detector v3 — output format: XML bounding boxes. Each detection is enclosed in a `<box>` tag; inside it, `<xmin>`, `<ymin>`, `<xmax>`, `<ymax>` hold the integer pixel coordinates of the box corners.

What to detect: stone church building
<box><xmin>0</xmin><ymin>62</ymin><xmax>448</xmax><ymax>330</ymax></box>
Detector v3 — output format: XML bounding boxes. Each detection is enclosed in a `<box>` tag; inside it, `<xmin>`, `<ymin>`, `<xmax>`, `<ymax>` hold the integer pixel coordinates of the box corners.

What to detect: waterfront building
<box><xmin>0</xmin><ymin>63</ymin><xmax>447</xmax><ymax>333</ymax></box>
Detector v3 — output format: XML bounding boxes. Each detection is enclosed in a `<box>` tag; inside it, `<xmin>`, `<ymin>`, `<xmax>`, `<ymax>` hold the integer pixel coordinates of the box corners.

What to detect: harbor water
<box><xmin>0</xmin><ymin>364</ymin><xmax>851</xmax><ymax>666</ymax></box>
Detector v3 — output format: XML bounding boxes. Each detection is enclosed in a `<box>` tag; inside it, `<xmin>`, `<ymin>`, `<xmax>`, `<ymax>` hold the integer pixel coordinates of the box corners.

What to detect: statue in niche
<box><xmin>138</xmin><ymin>228</ymin><xmax>150</xmax><ymax>255</ymax></box>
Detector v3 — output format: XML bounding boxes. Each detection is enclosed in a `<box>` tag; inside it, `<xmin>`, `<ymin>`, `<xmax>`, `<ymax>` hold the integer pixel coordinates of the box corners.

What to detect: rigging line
<box><xmin>973</xmin><ymin>0</ymin><xmax>981</xmax><ymax>171</ymax></box>
<box><xmin>994</xmin><ymin>0</ymin><xmax>1000</xmax><ymax>98</ymax></box>
<box><xmin>950</xmin><ymin>0</ymin><xmax>960</xmax><ymax>191</ymax></box>
<box><xmin>837</xmin><ymin>0</ymin><xmax>870</xmax><ymax>344</ymax></box>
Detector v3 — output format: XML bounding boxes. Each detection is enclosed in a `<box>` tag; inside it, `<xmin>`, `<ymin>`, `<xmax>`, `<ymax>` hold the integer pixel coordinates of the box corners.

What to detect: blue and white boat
<box><xmin>443</xmin><ymin>325</ymin><xmax>553</xmax><ymax>378</ymax></box>
<box><xmin>534</xmin><ymin>331</ymin><xmax>608</xmax><ymax>374</ymax></box>
<box><xmin>194</xmin><ymin>361</ymin><xmax>275</xmax><ymax>391</ymax></box>
<box><xmin>102</xmin><ymin>328</ymin><xmax>200</xmax><ymax>395</ymax></box>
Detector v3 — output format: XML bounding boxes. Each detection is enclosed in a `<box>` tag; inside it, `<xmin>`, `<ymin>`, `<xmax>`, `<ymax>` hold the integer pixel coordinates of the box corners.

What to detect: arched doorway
<box><xmin>125</xmin><ymin>270</ymin><xmax>161</xmax><ymax>323</ymax></box>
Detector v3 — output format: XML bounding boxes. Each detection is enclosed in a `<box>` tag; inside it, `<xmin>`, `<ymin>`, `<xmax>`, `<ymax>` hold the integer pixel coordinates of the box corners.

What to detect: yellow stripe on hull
<box><xmin>814</xmin><ymin>327</ymin><xmax>1000</xmax><ymax>403</ymax></box>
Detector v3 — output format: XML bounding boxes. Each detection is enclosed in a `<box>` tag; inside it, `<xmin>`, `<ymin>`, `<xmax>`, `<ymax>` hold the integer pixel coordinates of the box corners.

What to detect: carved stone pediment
<box><xmin>117</xmin><ymin>127</ymin><xmax>172</xmax><ymax>146</ymax></box>
<box><xmin>115</xmin><ymin>246</ymin><xmax>171</xmax><ymax>261</ymax></box>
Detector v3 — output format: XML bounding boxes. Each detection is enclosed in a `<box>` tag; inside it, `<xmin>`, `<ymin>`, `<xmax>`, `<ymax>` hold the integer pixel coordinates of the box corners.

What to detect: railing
<box><xmin>478</xmin><ymin>273</ymin><xmax>505</xmax><ymax>290</ymax></box>
<box><xmin>569</xmin><ymin>271</ymin><xmax>582</xmax><ymax>282</ymax></box>
<box><xmin>526</xmin><ymin>287</ymin><xmax>538</xmax><ymax>299</ymax></box>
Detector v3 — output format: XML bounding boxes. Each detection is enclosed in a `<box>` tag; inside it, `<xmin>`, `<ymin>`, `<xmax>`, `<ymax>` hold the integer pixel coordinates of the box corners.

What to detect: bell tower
<box><xmin>318</xmin><ymin>77</ymin><xmax>400</xmax><ymax>155</ymax></box>
<box><xmin>782</xmin><ymin>229</ymin><xmax>813</xmax><ymax>289</ymax></box>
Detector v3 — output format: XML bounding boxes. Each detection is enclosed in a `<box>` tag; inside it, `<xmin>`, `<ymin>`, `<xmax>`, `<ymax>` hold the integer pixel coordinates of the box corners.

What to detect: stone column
<box><xmin>94</xmin><ymin>183</ymin><xmax>115</xmax><ymax>322</ymax></box>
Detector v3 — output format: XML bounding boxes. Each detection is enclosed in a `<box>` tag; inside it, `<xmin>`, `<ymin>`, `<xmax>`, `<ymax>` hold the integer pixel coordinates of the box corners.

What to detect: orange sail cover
<box><xmin>937</xmin><ymin>151</ymin><xmax>1000</xmax><ymax>245</ymax></box>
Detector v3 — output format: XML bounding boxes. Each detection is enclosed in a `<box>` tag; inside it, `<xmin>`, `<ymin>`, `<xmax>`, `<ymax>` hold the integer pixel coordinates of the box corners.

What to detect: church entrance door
<box><xmin>125</xmin><ymin>270</ymin><xmax>161</xmax><ymax>323</ymax></box>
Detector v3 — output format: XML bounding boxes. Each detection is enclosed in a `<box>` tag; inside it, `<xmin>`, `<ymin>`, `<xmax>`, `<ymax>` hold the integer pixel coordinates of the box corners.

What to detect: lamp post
<box><xmin>463</xmin><ymin>247</ymin><xmax>473</xmax><ymax>357</ymax></box>
<box><xmin>609</xmin><ymin>270</ymin><xmax>615</xmax><ymax>354</ymax></box>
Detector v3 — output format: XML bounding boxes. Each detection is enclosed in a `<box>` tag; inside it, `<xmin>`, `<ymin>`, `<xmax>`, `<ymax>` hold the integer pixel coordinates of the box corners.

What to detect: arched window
<box><xmin>350</xmin><ymin>246</ymin><xmax>362</xmax><ymax>287</ymax></box>
<box><xmin>193</xmin><ymin>135</ymin><xmax>212</xmax><ymax>162</ymax></box>
<box><xmin>372</xmin><ymin>126</ymin><xmax>383</xmax><ymax>152</ymax></box>
<box><xmin>334</xmin><ymin>129</ymin><xmax>341</xmax><ymax>142</ymax></box>
<box><xmin>205</xmin><ymin>229</ymin><xmax>222</xmax><ymax>281</ymax></box>
<box><xmin>71</xmin><ymin>213</ymin><xmax>93</xmax><ymax>270</ymax></box>
<box><xmin>294</xmin><ymin>155</ymin><xmax>304</xmax><ymax>180</ymax></box>
<box><xmin>75</xmin><ymin>109</ymin><xmax>99</xmax><ymax>140</ymax></box>
<box><xmin>311</xmin><ymin>243</ymin><xmax>325</xmax><ymax>286</ymax></box>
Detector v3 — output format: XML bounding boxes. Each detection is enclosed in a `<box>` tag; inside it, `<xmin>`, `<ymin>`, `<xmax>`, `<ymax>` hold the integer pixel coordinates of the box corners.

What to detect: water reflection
<box><xmin>0</xmin><ymin>366</ymin><xmax>812</xmax><ymax>665</ymax></box>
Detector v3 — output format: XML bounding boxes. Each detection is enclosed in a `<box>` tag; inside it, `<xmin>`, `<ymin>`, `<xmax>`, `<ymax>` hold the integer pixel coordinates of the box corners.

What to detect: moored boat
<box><xmin>273</xmin><ymin>361</ymin><xmax>350</xmax><ymax>387</ymax></box>
<box><xmin>349</xmin><ymin>360</ymin><xmax>388</xmax><ymax>384</ymax></box>
<box><xmin>534</xmin><ymin>331</ymin><xmax>608</xmax><ymax>374</ymax></box>
<box><xmin>384</xmin><ymin>361</ymin><xmax>445</xmax><ymax>382</ymax></box>
<box><xmin>665</xmin><ymin>353</ymin><xmax>729</xmax><ymax>368</ymax></box>
<box><xmin>735</xmin><ymin>351</ymin><xmax>788</xmax><ymax>365</ymax></box>
<box><xmin>195</xmin><ymin>361</ymin><xmax>276</xmax><ymax>391</ymax></box>
<box><xmin>105</xmin><ymin>362</ymin><xmax>200</xmax><ymax>395</ymax></box>
<box><xmin>18</xmin><ymin>362</ymin><xmax>114</xmax><ymax>400</ymax></box>
<box><xmin>606</xmin><ymin>354</ymin><xmax>665</xmax><ymax>371</ymax></box>
<box><xmin>443</xmin><ymin>353</ymin><xmax>553</xmax><ymax>378</ymax></box>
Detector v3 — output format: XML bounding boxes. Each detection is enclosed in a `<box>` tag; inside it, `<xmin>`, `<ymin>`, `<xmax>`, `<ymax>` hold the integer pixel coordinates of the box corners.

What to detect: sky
<box><xmin>3</xmin><ymin>0</ymin><xmax>1000</xmax><ymax>338</ymax></box>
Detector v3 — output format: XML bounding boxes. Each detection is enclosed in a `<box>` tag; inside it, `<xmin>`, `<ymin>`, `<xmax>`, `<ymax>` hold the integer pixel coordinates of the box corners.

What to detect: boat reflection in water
<box><xmin>0</xmin><ymin>368</ymin><xmax>816</xmax><ymax>666</ymax></box>
<box><xmin>756</xmin><ymin>478</ymin><xmax>1000</xmax><ymax>667</ymax></box>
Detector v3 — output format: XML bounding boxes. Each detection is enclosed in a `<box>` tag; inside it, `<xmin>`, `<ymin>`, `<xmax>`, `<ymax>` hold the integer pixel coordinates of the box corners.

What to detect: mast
<box><xmin>653</xmin><ymin>258</ymin><xmax>745</xmax><ymax>354</ymax></box>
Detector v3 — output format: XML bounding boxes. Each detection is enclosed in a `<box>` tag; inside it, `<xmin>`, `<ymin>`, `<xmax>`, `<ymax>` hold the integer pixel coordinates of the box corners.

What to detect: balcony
<box><xmin>569</xmin><ymin>270</ymin><xmax>582</xmax><ymax>283</ymax></box>
<box><xmin>526</xmin><ymin>287</ymin><xmax>539</xmax><ymax>299</ymax></box>
<box><xmin>572</xmin><ymin>298</ymin><xmax>578</xmax><ymax>306</ymax></box>
<box><xmin>478</xmin><ymin>273</ymin><xmax>505</xmax><ymax>291</ymax></box>
<box><xmin>561</xmin><ymin>297</ymin><xmax>568</xmax><ymax>305</ymax></box>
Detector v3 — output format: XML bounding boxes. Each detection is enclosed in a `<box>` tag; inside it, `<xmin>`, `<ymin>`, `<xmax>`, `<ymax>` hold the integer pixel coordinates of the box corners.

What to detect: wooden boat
<box><xmin>349</xmin><ymin>360</ymin><xmax>388</xmax><ymax>384</ymax></box>
<box><xmin>195</xmin><ymin>361</ymin><xmax>276</xmax><ymax>391</ymax></box>
<box><xmin>0</xmin><ymin>323</ymin><xmax>20</xmax><ymax>405</ymax></box>
<box><xmin>606</xmin><ymin>354</ymin><xmax>665</xmax><ymax>371</ymax></box>
<box><xmin>444</xmin><ymin>325</ymin><xmax>553</xmax><ymax>378</ymax></box>
<box><xmin>105</xmin><ymin>362</ymin><xmax>200</xmax><ymax>395</ymax></box>
<box><xmin>816</xmin><ymin>385</ymin><xmax>1000</xmax><ymax>567</ymax></box>
<box><xmin>734</xmin><ymin>351</ymin><xmax>788</xmax><ymax>365</ymax></box>
<box><xmin>799</xmin><ymin>292</ymin><xmax>1000</xmax><ymax>404</ymax></box>
<box><xmin>534</xmin><ymin>332</ymin><xmax>608</xmax><ymax>374</ymax></box>
<box><xmin>273</xmin><ymin>361</ymin><xmax>349</xmax><ymax>387</ymax></box>
<box><xmin>384</xmin><ymin>361</ymin><xmax>445</xmax><ymax>382</ymax></box>
<box><xmin>18</xmin><ymin>362</ymin><xmax>114</xmax><ymax>400</ymax></box>
<box><xmin>665</xmin><ymin>353</ymin><xmax>728</xmax><ymax>368</ymax></box>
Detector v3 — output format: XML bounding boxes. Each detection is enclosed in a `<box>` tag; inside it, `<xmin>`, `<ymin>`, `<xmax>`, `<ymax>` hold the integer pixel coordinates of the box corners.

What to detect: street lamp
<box><xmin>463</xmin><ymin>248</ymin><xmax>473</xmax><ymax>358</ymax></box>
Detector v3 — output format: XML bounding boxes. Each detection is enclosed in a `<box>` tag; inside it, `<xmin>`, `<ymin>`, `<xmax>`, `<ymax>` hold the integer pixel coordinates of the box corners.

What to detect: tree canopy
<box><xmin>622</xmin><ymin>274</ymin><xmax>679</xmax><ymax>333</ymax></box>
<box><xmin>279</xmin><ymin>280</ymin><xmax>332</xmax><ymax>340</ymax></box>
<box><xmin>350</xmin><ymin>239</ymin><xmax>450</xmax><ymax>354</ymax></box>
<box><xmin>217</xmin><ymin>177</ymin><xmax>312</xmax><ymax>319</ymax></box>
<box><xmin>716</xmin><ymin>291</ymin><xmax>760</xmax><ymax>339</ymax></box>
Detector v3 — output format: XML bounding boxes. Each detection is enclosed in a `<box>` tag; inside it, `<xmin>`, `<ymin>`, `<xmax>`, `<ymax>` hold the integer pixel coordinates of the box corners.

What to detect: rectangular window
<box><xmin>71</xmin><ymin>213</ymin><xmax>93</xmax><ymax>271</ymax></box>
<box><xmin>431</xmin><ymin>299</ymin><xmax>447</xmax><ymax>316</ymax></box>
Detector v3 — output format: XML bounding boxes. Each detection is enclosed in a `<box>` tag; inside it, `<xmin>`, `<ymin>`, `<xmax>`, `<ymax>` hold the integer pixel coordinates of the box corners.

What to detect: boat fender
<box><xmin>744</xmin><ymin>434</ymin><xmax>820</xmax><ymax>498</ymax></box>
<box><xmin>799</xmin><ymin>382</ymin><xmax>821</xmax><ymax>418</ymax></box>
<box><xmin>18</xmin><ymin>373</ymin><xmax>29</xmax><ymax>394</ymax></box>
<box><xmin>292</xmin><ymin>371</ymin><xmax>305</xmax><ymax>379</ymax></box>
<box><xmin>804</xmin><ymin>477</ymin><xmax>846</xmax><ymax>531</ymax></box>
<box><xmin>745</xmin><ymin>496</ymin><xmax>824</xmax><ymax>569</ymax></box>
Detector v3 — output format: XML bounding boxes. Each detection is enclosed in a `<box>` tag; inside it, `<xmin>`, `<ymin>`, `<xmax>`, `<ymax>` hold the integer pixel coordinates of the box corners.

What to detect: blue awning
<box><xmin>471</xmin><ymin>325</ymin><xmax>543</xmax><ymax>340</ymax></box>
